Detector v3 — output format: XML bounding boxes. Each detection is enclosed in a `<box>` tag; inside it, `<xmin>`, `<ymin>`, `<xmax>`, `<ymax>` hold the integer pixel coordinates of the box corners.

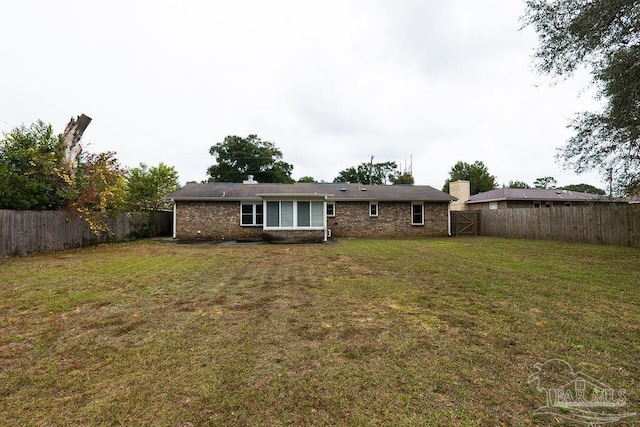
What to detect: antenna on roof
<box><xmin>369</xmin><ymin>155</ymin><xmax>374</xmax><ymax>186</ymax></box>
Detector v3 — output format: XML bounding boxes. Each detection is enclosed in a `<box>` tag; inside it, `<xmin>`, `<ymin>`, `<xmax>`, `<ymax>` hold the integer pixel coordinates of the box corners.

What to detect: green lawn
<box><xmin>1</xmin><ymin>237</ymin><xmax>639</xmax><ymax>426</ymax></box>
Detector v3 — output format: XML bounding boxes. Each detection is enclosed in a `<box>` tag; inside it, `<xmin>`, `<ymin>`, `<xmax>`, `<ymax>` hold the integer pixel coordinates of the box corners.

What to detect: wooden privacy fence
<box><xmin>0</xmin><ymin>210</ymin><xmax>173</xmax><ymax>257</ymax></box>
<box><xmin>480</xmin><ymin>204</ymin><xmax>640</xmax><ymax>247</ymax></box>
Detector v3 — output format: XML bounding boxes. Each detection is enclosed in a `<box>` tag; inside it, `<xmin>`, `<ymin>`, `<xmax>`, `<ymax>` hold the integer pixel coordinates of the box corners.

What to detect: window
<box><xmin>266</xmin><ymin>201</ymin><xmax>279</xmax><ymax>226</ymax></box>
<box><xmin>310</xmin><ymin>202</ymin><xmax>323</xmax><ymax>227</ymax></box>
<box><xmin>369</xmin><ymin>202</ymin><xmax>378</xmax><ymax>217</ymax></box>
<box><xmin>240</xmin><ymin>203</ymin><xmax>263</xmax><ymax>226</ymax></box>
<box><xmin>489</xmin><ymin>202</ymin><xmax>498</xmax><ymax>210</ymax></box>
<box><xmin>412</xmin><ymin>203</ymin><xmax>424</xmax><ymax>225</ymax></box>
<box><xmin>265</xmin><ymin>200</ymin><xmax>324</xmax><ymax>228</ymax></box>
<box><xmin>281</xmin><ymin>201</ymin><xmax>293</xmax><ymax>227</ymax></box>
<box><xmin>534</xmin><ymin>201</ymin><xmax>552</xmax><ymax>208</ymax></box>
<box><xmin>326</xmin><ymin>202</ymin><xmax>335</xmax><ymax>217</ymax></box>
<box><xmin>298</xmin><ymin>201</ymin><xmax>311</xmax><ymax>227</ymax></box>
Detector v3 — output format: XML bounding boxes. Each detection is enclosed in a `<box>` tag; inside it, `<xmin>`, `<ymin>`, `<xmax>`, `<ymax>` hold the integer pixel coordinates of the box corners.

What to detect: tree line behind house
<box><xmin>1</xmin><ymin>120</ymin><xmax>613</xmax><ymax>236</ymax></box>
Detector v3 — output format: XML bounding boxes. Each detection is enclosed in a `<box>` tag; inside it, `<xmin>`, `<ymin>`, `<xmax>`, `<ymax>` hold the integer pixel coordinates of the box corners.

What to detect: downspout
<box><xmin>172</xmin><ymin>200</ymin><xmax>177</xmax><ymax>239</ymax></box>
<box><xmin>323</xmin><ymin>198</ymin><xmax>328</xmax><ymax>242</ymax></box>
<box><xmin>447</xmin><ymin>201</ymin><xmax>452</xmax><ymax>236</ymax></box>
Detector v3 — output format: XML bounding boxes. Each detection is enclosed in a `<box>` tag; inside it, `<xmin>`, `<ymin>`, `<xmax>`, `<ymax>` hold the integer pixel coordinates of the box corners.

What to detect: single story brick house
<box><xmin>449</xmin><ymin>180</ymin><xmax>614</xmax><ymax>210</ymax></box>
<box><xmin>168</xmin><ymin>179</ymin><xmax>455</xmax><ymax>242</ymax></box>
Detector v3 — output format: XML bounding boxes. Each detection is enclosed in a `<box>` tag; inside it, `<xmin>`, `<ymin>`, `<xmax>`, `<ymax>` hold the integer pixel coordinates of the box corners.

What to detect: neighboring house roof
<box><xmin>626</xmin><ymin>194</ymin><xmax>640</xmax><ymax>204</ymax></box>
<box><xmin>466</xmin><ymin>188</ymin><xmax>613</xmax><ymax>204</ymax></box>
<box><xmin>169</xmin><ymin>182</ymin><xmax>455</xmax><ymax>202</ymax></box>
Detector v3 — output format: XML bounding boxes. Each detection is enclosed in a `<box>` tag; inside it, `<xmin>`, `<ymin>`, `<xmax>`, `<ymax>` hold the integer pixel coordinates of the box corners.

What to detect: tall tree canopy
<box><xmin>533</xmin><ymin>176</ymin><xmax>557</xmax><ymax>189</ymax></box>
<box><xmin>523</xmin><ymin>0</ymin><xmax>640</xmax><ymax>194</ymax></box>
<box><xmin>507</xmin><ymin>180</ymin><xmax>531</xmax><ymax>189</ymax></box>
<box><xmin>333</xmin><ymin>161</ymin><xmax>398</xmax><ymax>185</ymax></box>
<box><xmin>125</xmin><ymin>163</ymin><xmax>180</xmax><ymax>211</ymax></box>
<box><xmin>297</xmin><ymin>176</ymin><xmax>316</xmax><ymax>183</ymax></box>
<box><xmin>390</xmin><ymin>172</ymin><xmax>415</xmax><ymax>185</ymax></box>
<box><xmin>561</xmin><ymin>183</ymin><xmax>606</xmax><ymax>195</ymax></box>
<box><xmin>442</xmin><ymin>161</ymin><xmax>497</xmax><ymax>195</ymax></box>
<box><xmin>0</xmin><ymin>121</ymin><xmax>71</xmax><ymax>210</ymax></box>
<box><xmin>207</xmin><ymin>135</ymin><xmax>294</xmax><ymax>183</ymax></box>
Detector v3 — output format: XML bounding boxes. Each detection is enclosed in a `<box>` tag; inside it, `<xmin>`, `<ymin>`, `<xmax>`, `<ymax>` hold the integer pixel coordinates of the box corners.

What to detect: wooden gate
<box><xmin>451</xmin><ymin>210</ymin><xmax>481</xmax><ymax>236</ymax></box>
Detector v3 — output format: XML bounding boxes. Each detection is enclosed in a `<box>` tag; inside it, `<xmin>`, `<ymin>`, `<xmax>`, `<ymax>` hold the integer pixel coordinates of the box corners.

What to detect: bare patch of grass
<box><xmin>1</xmin><ymin>238</ymin><xmax>639</xmax><ymax>425</ymax></box>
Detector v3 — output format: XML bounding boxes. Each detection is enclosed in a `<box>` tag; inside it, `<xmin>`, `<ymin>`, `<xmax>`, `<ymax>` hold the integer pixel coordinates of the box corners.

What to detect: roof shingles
<box><xmin>467</xmin><ymin>188</ymin><xmax>611</xmax><ymax>203</ymax></box>
<box><xmin>168</xmin><ymin>182</ymin><xmax>455</xmax><ymax>202</ymax></box>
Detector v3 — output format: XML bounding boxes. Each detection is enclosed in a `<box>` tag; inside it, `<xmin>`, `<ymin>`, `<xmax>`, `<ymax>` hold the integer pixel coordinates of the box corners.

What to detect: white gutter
<box><xmin>172</xmin><ymin>200</ymin><xmax>177</xmax><ymax>239</ymax></box>
<box><xmin>447</xmin><ymin>201</ymin><xmax>452</xmax><ymax>236</ymax></box>
<box><xmin>323</xmin><ymin>199</ymin><xmax>328</xmax><ymax>242</ymax></box>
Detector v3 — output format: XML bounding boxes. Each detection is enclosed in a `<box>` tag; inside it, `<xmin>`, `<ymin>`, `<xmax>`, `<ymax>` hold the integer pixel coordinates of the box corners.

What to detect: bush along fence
<box><xmin>480</xmin><ymin>204</ymin><xmax>640</xmax><ymax>247</ymax></box>
<box><xmin>0</xmin><ymin>210</ymin><xmax>173</xmax><ymax>257</ymax></box>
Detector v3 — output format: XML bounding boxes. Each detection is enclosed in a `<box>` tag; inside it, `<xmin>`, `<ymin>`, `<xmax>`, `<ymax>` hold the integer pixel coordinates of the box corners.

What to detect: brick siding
<box><xmin>175</xmin><ymin>200</ymin><xmax>450</xmax><ymax>240</ymax></box>
<box><xmin>328</xmin><ymin>201</ymin><xmax>449</xmax><ymax>238</ymax></box>
<box><xmin>175</xmin><ymin>201</ymin><xmax>262</xmax><ymax>240</ymax></box>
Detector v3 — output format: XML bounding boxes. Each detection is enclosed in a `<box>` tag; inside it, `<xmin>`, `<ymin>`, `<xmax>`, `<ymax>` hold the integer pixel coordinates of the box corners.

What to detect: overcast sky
<box><xmin>1</xmin><ymin>0</ymin><xmax>606</xmax><ymax>190</ymax></box>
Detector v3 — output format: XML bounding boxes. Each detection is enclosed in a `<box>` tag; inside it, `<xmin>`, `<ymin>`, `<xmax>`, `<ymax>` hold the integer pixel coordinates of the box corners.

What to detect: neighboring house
<box><xmin>168</xmin><ymin>178</ymin><xmax>455</xmax><ymax>242</ymax></box>
<box><xmin>449</xmin><ymin>180</ymin><xmax>614</xmax><ymax>210</ymax></box>
<box><xmin>626</xmin><ymin>194</ymin><xmax>640</xmax><ymax>204</ymax></box>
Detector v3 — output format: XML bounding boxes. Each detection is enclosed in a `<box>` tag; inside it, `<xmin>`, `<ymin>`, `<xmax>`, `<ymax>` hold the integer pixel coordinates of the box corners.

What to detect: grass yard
<box><xmin>1</xmin><ymin>237</ymin><xmax>639</xmax><ymax>426</ymax></box>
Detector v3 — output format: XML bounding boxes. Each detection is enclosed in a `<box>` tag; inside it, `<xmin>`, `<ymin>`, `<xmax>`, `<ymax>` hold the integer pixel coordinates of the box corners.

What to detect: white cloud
<box><xmin>0</xmin><ymin>0</ymin><xmax>608</xmax><ymax>191</ymax></box>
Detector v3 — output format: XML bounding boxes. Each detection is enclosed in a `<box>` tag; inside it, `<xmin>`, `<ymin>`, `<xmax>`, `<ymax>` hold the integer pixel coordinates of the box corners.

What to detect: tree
<box><xmin>561</xmin><ymin>183</ymin><xmax>606</xmax><ymax>195</ymax></box>
<box><xmin>0</xmin><ymin>118</ymin><xmax>129</xmax><ymax>233</ymax></box>
<box><xmin>125</xmin><ymin>163</ymin><xmax>180</xmax><ymax>211</ymax></box>
<box><xmin>297</xmin><ymin>176</ymin><xmax>316</xmax><ymax>183</ymax></box>
<box><xmin>533</xmin><ymin>176</ymin><xmax>557</xmax><ymax>189</ymax></box>
<box><xmin>0</xmin><ymin>121</ymin><xmax>72</xmax><ymax>210</ymax></box>
<box><xmin>442</xmin><ymin>161</ymin><xmax>497</xmax><ymax>195</ymax></box>
<box><xmin>334</xmin><ymin>161</ymin><xmax>398</xmax><ymax>185</ymax></box>
<box><xmin>390</xmin><ymin>172</ymin><xmax>415</xmax><ymax>185</ymax></box>
<box><xmin>207</xmin><ymin>135</ymin><xmax>294</xmax><ymax>183</ymax></box>
<box><xmin>523</xmin><ymin>1</ymin><xmax>640</xmax><ymax>194</ymax></box>
<box><xmin>507</xmin><ymin>180</ymin><xmax>531</xmax><ymax>189</ymax></box>
<box><xmin>65</xmin><ymin>151</ymin><xmax>127</xmax><ymax>234</ymax></box>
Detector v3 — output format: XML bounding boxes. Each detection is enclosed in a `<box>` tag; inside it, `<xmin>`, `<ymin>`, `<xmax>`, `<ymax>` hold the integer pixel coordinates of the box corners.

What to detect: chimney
<box><xmin>243</xmin><ymin>175</ymin><xmax>258</xmax><ymax>184</ymax></box>
<box><xmin>449</xmin><ymin>180</ymin><xmax>470</xmax><ymax>211</ymax></box>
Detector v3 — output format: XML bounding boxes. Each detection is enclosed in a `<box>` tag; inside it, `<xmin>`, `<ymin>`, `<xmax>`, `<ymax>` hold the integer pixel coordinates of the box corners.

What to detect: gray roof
<box><xmin>168</xmin><ymin>182</ymin><xmax>455</xmax><ymax>202</ymax></box>
<box><xmin>625</xmin><ymin>195</ymin><xmax>640</xmax><ymax>204</ymax></box>
<box><xmin>467</xmin><ymin>188</ymin><xmax>613</xmax><ymax>204</ymax></box>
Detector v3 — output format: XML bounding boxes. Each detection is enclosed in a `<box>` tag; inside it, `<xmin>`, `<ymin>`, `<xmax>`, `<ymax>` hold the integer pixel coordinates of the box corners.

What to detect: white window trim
<box><xmin>263</xmin><ymin>200</ymin><xmax>326</xmax><ymax>230</ymax></box>
<box><xmin>240</xmin><ymin>203</ymin><xmax>263</xmax><ymax>227</ymax></box>
<box><xmin>411</xmin><ymin>202</ymin><xmax>424</xmax><ymax>225</ymax></box>
<box><xmin>369</xmin><ymin>201</ymin><xmax>378</xmax><ymax>217</ymax></box>
<box><xmin>327</xmin><ymin>202</ymin><xmax>336</xmax><ymax>217</ymax></box>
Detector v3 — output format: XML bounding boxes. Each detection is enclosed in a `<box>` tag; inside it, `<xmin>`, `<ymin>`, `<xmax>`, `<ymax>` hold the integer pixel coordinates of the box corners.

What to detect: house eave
<box><xmin>330</xmin><ymin>196</ymin><xmax>455</xmax><ymax>202</ymax></box>
<box><xmin>466</xmin><ymin>198</ymin><xmax>507</xmax><ymax>204</ymax></box>
<box><xmin>171</xmin><ymin>197</ymin><xmax>261</xmax><ymax>202</ymax></box>
<box><xmin>466</xmin><ymin>197</ymin><xmax>613</xmax><ymax>204</ymax></box>
<box><xmin>257</xmin><ymin>193</ymin><xmax>331</xmax><ymax>199</ymax></box>
<box><xmin>171</xmin><ymin>196</ymin><xmax>454</xmax><ymax>203</ymax></box>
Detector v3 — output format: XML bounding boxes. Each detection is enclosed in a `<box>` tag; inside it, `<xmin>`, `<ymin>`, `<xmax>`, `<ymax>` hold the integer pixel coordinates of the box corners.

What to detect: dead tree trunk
<box><xmin>60</xmin><ymin>113</ymin><xmax>92</xmax><ymax>176</ymax></box>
